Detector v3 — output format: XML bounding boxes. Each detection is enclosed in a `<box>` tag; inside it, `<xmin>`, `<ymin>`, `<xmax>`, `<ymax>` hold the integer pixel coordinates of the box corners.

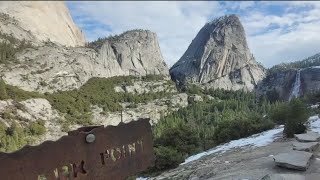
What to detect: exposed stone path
<box><xmin>150</xmin><ymin>116</ymin><xmax>320</xmax><ymax>180</ymax></box>
<box><xmin>272</xmin><ymin>131</ymin><xmax>320</xmax><ymax>172</ymax></box>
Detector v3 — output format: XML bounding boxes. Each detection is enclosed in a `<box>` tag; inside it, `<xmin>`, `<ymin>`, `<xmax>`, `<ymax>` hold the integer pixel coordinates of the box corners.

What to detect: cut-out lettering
<box><xmin>128</xmin><ymin>143</ymin><xmax>136</xmax><ymax>156</ymax></box>
<box><xmin>54</xmin><ymin>168</ymin><xmax>59</xmax><ymax>178</ymax></box>
<box><xmin>137</xmin><ymin>139</ymin><xmax>144</xmax><ymax>152</ymax></box>
<box><xmin>38</xmin><ymin>175</ymin><xmax>47</xmax><ymax>180</ymax></box>
<box><xmin>61</xmin><ymin>165</ymin><xmax>71</xmax><ymax>178</ymax></box>
<box><xmin>110</xmin><ymin>149</ymin><xmax>116</xmax><ymax>162</ymax></box>
<box><xmin>72</xmin><ymin>161</ymin><xmax>87</xmax><ymax>178</ymax></box>
<box><xmin>122</xmin><ymin>145</ymin><xmax>126</xmax><ymax>157</ymax></box>
<box><xmin>100</xmin><ymin>153</ymin><xmax>105</xmax><ymax>165</ymax></box>
<box><xmin>114</xmin><ymin>148</ymin><xmax>121</xmax><ymax>160</ymax></box>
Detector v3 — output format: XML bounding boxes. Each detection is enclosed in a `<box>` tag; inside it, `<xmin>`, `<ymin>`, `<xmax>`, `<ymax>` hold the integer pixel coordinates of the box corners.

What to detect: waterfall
<box><xmin>289</xmin><ymin>69</ymin><xmax>301</xmax><ymax>100</ymax></box>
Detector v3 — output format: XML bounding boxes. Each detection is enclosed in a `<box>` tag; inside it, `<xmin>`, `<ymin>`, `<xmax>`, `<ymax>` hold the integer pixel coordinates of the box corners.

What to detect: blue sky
<box><xmin>67</xmin><ymin>1</ymin><xmax>320</xmax><ymax>68</ymax></box>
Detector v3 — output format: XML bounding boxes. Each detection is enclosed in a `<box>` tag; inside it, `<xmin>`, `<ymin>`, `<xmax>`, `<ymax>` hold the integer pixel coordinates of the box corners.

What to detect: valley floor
<box><xmin>149</xmin><ymin>116</ymin><xmax>320</xmax><ymax>180</ymax></box>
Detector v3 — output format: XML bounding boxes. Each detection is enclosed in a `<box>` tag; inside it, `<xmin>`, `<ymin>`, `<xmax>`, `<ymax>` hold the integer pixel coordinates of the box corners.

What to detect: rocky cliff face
<box><xmin>0</xmin><ymin>3</ymin><xmax>169</xmax><ymax>93</ymax></box>
<box><xmin>170</xmin><ymin>15</ymin><xmax>265</xmax><ymax>91</ymax></box>
<box><xmin>301</xmin><ymin>67</ymin><xmax>320</xmax><ymax>95</ymax></box>
<box><xmin>97</xmin><ymin>30</ymin><xmax>169</xmax><ymax>77</ymax></box>
<box><xmin>0</xmin><ymin>1</ymin><xmax>86</xmax><ymax>47</ymax></box>
<box><xmin>1</xmin><ymin>30</ymin><xmax>169</xmax><ymax>93</ymax></box>
<box><xmin>256</xmin><ymin>70</ymin><xmax>297</xmax><ymax>101</ymax></box>
<box><xmin>257</xmin><ymin>67</ymin><xmax>320</xmax><ymax>101</ymax></box>
<box><xmin>257</xmin><ymin>53</ymin><xmax>320</xmax><ymax>101</ymax></box>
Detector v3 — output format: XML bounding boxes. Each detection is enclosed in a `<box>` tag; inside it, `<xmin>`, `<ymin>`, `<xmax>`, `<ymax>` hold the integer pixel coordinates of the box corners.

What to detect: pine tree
<box><xmin>0</xmin><ymin>78</ymin><xmax>7</xmax><ymax>100</ymax></box>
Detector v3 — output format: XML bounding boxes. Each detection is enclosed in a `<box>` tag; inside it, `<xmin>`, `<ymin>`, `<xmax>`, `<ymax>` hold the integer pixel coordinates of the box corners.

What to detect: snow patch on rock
<box><xmin>310</xmin><ymin>115</ymin><xmax>320</xmax><ymax>134</ymax></box>
<box><xmin>182</xmin><ymin>126</ymin><xmax>284</xmax><ymax>165</ymax></box>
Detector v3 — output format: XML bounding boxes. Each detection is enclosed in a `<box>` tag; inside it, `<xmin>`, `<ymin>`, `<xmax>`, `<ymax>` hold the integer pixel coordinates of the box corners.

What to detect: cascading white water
<box><xmin>289</xmin><ymin>69</ymin><xmax>301</xmax><ymax>100</ymax></box>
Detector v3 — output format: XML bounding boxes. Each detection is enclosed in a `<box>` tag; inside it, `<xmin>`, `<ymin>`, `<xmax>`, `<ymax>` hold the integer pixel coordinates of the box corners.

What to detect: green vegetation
<box><xmin>147</xmin><ymin>84</ymin><xmax>316</xmax><ymax>174</ymax></box>
<box><xmin>0</xmin><ymin>119</ymin><xmax>46</xmax><ymax>153</ymax></box>
<box><xmin>269</xmin><ymin>98</ymin><xmax>309</xmax><ymax>137</ymax></box>
<box><xmin>149</xmin><ymin>88</ymin><xmax>277</xmax><ymax>172</ymax></box>
<box><xmin>0</xmin><ymin>32</ymin><xmax>32</xmax><ymax>64</ymax></box>
<box><xmin>284</xmin><ymin>99</ymin><xmax>309</xmax><ymax>137</ymax></box>
<box><xmin>5</xmin><ymin>83</ymin><xmax>43</xmax><ymax>101</ymax></box>
<box><xmin>0</xmin><ymin>102</ymin><xmax>46</xmax><ymax>152</ymax></box>
<box><xmin>304</xmin><ymin>91</ymin><xmax>320</xmax><ymax>105</ymax></box>
<box><xmin>46</xmin><ymin>76</ymin><xmax>173</xmax><ymax>129</ymax></box>
<box><xmin>47</xmin><ymin>75</ymin><xmax>173</xmax><ymax>129</ymax></box>
<box><xmin>28</xmin><ymin>120</ymin><xmax>46</xmax><ymax>136</ymax></box>
<box><xmin>148</xmin><ymin>86</ymin><xmax>314</xmax><ymax>173</ymax></box>
<box><xmin>0</xmin><ymin>75</ymin><xmax>173</xmax><ymax>131</ymax></box>
<box><xmin>0</xmin><ymin>78</ymin><xmax>7</xmax><ymax>100</ymax></box>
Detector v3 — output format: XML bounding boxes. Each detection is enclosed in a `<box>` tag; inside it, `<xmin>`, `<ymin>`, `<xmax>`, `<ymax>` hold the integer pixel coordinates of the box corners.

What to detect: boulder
<box><xmin>292</xmin><ymin>142</ymin><xmax>319</xmax><ymax>152</ymax></box>
<box><xmin>273</xmin><ymin>151</ymin><xmax>313</xmax><ymax>171</ymax></box>
<box><xmin>206</xmin><ymin>95</ymin><xmax>215</xmax><ymax>100</ymax></box>
<box><xmin>188</xmin><ymin>94</ymin><xmax>203</xmax><ymax>103</ymax></box>
<box><xmin>294</xmin><ymin>132</ymin><xmax>320</xmax><ymax>142</ymax></box>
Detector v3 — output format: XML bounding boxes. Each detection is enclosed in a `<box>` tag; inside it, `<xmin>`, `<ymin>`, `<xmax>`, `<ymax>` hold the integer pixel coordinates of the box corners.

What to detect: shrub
<box><xmin>141</xmin><ymin>75</ymin><xmax>165</xmax><ymax>82</ymax></box>
<box><xmin>0</xmin><ymin>79</ymin><xmax>7</xmax><ymax>100</ymax></box>
<box><xmin>154</xmin><ymin>125</ymin><xmax>201</xmax><ymax>156</ymax></box>
<box><xmin>284</xmin><ymin>99</ymin><xmax>309</xmax><ymax>137</ymax></box>
<box><xmin>6</xmin><ymin>84</ymin><xmax>43</xmax><ymax>101</ymax></box>
<box><xmin>28</xmin><ymin>120</ymin><xmax>46</xmax><ymax>136</ymax></box>
<box><xmin>214</xmin><ymin>113</ymin><xmax>274</xmax><ymax>143</ymax></box>
<box><xmin>153</xmin><ymin>146</ymin><xmax>184</xmax><ymax>171</ymax></box>
<box><xmin>269</xmin><ymin>102</ymin><xmax>288</xmax><ymax>125</ymax></box>
<box><xmin>152</xmin><ymin>124</ymin><xmax>201</xmax><ymax>171</ymax></box>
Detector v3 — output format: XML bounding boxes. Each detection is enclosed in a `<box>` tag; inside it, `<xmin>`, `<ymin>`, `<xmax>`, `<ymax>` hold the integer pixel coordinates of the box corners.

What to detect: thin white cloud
<box><xmin>68</xmin><ymin>1</ymin><xmax>320</xmax><ymax>68</ymax></box>
<box><xmin>243</xmin><ymin>2</ymin><xmax>320</xmax><ymax>67</ymax></box>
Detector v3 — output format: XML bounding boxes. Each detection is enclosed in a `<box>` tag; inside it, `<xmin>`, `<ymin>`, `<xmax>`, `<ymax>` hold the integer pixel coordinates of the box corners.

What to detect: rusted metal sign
<box><xmin>0</xmin><ymin>118</ymin><xmax>155</xmax><ymax>180</ymax></box>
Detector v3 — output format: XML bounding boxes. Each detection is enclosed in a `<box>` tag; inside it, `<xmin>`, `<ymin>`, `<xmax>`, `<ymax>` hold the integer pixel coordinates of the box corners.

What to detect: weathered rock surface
<box><xmin>256</xmin><ymin>69</ymin><xmax>297</xmax><ymax>101</ymax></box>
<box><xmin>188</xmin><ymin>94</ymin><xmax>203</xmax><ymax>103</ymax></box>
<box><xmin>273</xmin><ymin>151</ymin><xmax>313</xmax><ymax>171</ymax></box>
<box><xmin>293</xmin><ymin>142</ymin><xmax>319</xmax><ymax>152</ymax></box>
<box><xmin>257</xmin><ymin>53</ymin><xmax>320</xmax><ymax>101</ymax></box>
<box><xmin>262</xmin><ymin>174</ymin><xmax>305</xmax><ymax>180</ymax></box>
<box><xmin>0</xmin><ymin>1</ymin><xmax>86</xmax><ymax>47</ymax></box>
<box><xmin>0</xmin><ymin>98</ymin><xmax>65</xmax><ymax>145</ymax></box>
<box><xmin>295</xmin><ymin>132</ymin><xmax>320</xmax><ymax>142</ymax></box>
<box><xmin>114</xmin><ymin>79</ymin><xmax>176</xmax><ymax>94</ymax></box>
<box><xmin>151</xmin><ymin>137</ymin><xmax>320</xmax><ymax>180</ymax></box>
<box><xmin>98</xmin><ymin>30</ymin><xmax>169</xmax><ymax>77</ymax></box>
<box><xmin>1</xmin><ymin>30</ymin><xmax>169</xmax><ymax>93</ymax></box>
<box><xmin>306</xmin><ymin>173</ymin><xmax>320</xmax><ymax>180</ymax></box>
<box><xmin>301</xmin><ymin>67</ymin><xmax>320</xmax><ymax>96</ymax></box>
<box><xmin>92</xmin><ymin>93</ymin><xmax>189</xmax><ymax>126</ymax></box>
<box><xmin>170</xmin><ymin>14</ymin><xmax>265</xmax><ymax>91</ymax></box>
<box><xmin>1</xmin><ymin>45</ymin><xmax>97</xmax><ymax>92</ymax></box>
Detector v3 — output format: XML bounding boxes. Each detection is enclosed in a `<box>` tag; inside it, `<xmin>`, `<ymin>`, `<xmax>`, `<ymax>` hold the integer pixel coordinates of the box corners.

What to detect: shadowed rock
<box><xmin>294</xmin><ymin>132</ymin><xmax>320</xmax><ymax>142</ymax></box>
<box><xmin>273</xmin><ymin>151</ymin><xmax>313</xmax><ymax>171</ymax></box>
<box><xmin>292</xmin><ymin>142</ymin><xmax>319</xmax><ymax>152</ymax></box>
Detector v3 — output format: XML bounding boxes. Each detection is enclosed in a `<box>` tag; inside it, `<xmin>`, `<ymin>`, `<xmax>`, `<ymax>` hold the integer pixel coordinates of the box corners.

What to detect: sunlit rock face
<box><xmin>0</xmin><ymin>1</ymin><xmax>86</xmax><ymax>47</ymax></box>
<box><xmin>0</xmin><ymin>29</ymin><xmax>169</xmax><ymax>93</ymax></box>
<box><xmin>170</xmin><ymin>14</ymin><xmax>265</xmax><ymax>91</ymax></box>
